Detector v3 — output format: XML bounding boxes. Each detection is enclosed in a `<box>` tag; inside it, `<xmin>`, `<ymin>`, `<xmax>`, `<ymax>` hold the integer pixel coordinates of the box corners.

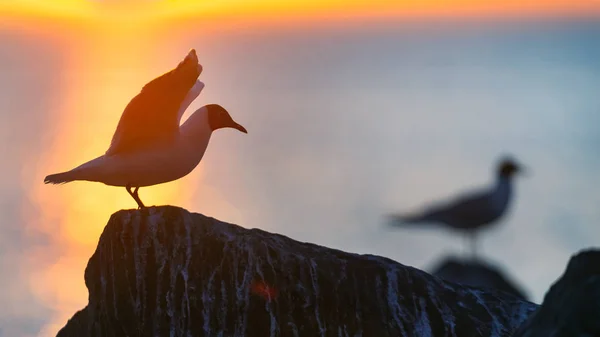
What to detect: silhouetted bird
<box><xmin>44</xmin><ymin>49</ymin><xmax>247</xmax><ymax>208</ymax></box>
<box><xmin>389</xmin><ymin>157</ymin><xmax>525</xmax><ymax>259</ymax></box>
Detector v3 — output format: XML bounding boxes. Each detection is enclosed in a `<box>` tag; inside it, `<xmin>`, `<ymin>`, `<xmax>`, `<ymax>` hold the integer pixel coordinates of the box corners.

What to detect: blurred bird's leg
<box><xmin>470</xmin><ymin>231</ymin><xmax>478</xmax><ymax>261</ymax></box>
<box><xmin>126</xmin><ymin>185</ymin><xmax>146</xmax><ymax>209</ymax></box>
<box><xmin>461</xmin><ymin>232</ymin><xmax>471</xmax><ymax>258</ymax></box>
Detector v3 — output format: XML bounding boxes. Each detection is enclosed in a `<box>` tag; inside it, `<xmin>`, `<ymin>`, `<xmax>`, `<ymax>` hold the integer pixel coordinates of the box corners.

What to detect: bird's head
<box><xmin>206</xmin><ymin>104</ymin><xmax>248</xmax><ymax>134</ymax></box>
<box><xmin>497</xmin><ymin>157</ymin><xmax>525</xmax><ymax>178</ymax></box>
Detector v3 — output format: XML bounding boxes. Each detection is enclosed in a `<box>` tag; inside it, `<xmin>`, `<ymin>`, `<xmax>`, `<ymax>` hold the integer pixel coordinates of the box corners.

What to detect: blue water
<box><xmin>1</xmin><ymin>18</ymin><xmax>600</xmax><ymax>334</ymax></box>
<box><xmin>188</xmin><ymin>18</ymin><xmax>600</xmax><ymax>301</ymax></box>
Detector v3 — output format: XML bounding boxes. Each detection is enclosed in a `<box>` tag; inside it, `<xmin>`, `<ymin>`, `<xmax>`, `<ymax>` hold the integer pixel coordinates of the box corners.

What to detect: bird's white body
<box><xmin>63</xmin><ymin>109</ymin><xmax>212</xmax><ymax>188</ymax></box>
<box><xmin>395</xmin><ymin>175</ymin><xmax>514</xmax><ymax>231</ymax></box>
<box><xmin>389</xmin><ymin>158</ymin><xmax>523</xmax><ymax>259</ymax></box>
<box><xmin>488</xmin><ymin>176</ymin><xmax>512</xmax><ymax>220</ymax></box>
<box><xmin>428</xmin><ymin>175</ymin><xmax>512</xmax><ymax>230</ymax></box>
<box><xmin>44</xmin><ymin>49</ymin><xmax>247</xmax><ymax>208</ymax></box>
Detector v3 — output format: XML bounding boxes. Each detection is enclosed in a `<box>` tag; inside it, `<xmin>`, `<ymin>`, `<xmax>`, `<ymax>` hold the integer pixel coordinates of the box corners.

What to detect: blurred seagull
<box><xmin>44</xmin><ymin>49</ymin><xmax>247</xmax><ymax>208</ymax></box>
<box><xmin>388</xmin><ymin>157</ymin><xmax>525</xmax><ymax>259</ymax></box>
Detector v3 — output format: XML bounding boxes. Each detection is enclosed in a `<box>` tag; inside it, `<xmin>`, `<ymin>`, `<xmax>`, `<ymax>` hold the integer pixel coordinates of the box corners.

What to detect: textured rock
<box><xmin>430</xmin><ymin>257</ymin><xmax>529</xmax><ymax>301</ymax></box>
<box><xmin>512</xmin><ymin>249</ymin><xmax>600</xmax><ymax>337</ymax></box>
<box><xmin>58</xmin><ymin>206</ymin><xmax>536</xmax><ymax>337</ymax></box>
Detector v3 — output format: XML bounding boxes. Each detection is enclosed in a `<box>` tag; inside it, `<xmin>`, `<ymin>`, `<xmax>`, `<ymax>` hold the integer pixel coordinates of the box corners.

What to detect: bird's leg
<box><xmin>126</xmin><ymin>185</ymin><xmax>146</xmax><ymax>209</ymax></box>
<box><xmin>133</xmin><ymin>187</ymin><xmax>146</xmax><ymax>209</ymax></box>
<box><xmin>126</xmin><ymin>185</ymin><xmax>134</xmax><ymax>198</ymax></box>
<box><xmin>470</xmin><ymin>231</ymin><xmax>478</xmax><ymax>262</ymax></box>
<box><xmin>133</xmin><ymin>187</ymin><xmax>140</xmax><ymax>199</ymax></box>
<box><xmin>462</xmin><ymin>232</ymin><xmax>470</xmax><ymax>258</ymax></box>
<box><xmin>133</xmin><ymin>187</ymin><xmax>145</xmax><ymax>209</ymax></box>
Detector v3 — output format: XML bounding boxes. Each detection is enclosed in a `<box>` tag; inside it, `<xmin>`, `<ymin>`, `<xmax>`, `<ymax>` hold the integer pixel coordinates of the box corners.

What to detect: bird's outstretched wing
<box><xmin>176</xmin><ymin>80</ymin><xmax>205</xmax><ymax>125</ymax></box>
<box><xmin>106</xmin><ymin>49</ymin><xmax>202</xmax><ymax>156</ymax></box>
<box><xmin>389</xmin><ymin>189</ymin><xmax>496</xmax><ymax>229</ymax></box>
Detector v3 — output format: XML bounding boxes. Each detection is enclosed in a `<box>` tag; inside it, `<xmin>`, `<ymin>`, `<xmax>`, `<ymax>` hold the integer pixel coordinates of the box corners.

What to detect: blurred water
<box><xmin>1</xmin><ymin>18</ymin><xmax>600</xmax><ymax>335</ymax></box>
<box><xmin>180</xmin><ymin>18</ymin><xmax>600</xmax><ymax>301</ymax></box>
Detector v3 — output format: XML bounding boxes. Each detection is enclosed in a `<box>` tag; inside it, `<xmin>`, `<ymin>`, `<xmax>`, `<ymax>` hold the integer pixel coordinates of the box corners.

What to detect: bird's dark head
<box><xmin>497</xmin><ymin>157</ymin><xmax>524</xmax><ymax>178</ymax></box>
<box><xmin>207</xmin><ymin>104</ymin><xmax>247</xmax><ymax>134</ymax></box>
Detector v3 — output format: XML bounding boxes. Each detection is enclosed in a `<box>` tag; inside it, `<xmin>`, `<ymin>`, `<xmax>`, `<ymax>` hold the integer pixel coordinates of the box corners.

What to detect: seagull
<box><xmin>43</xmin><ymin>49</ymin><xmax>247</xmax><ymax>209</ymax></box>
<box><xmin>388</xmin><ymin>157</ymin><xmax>525</xmax><ymax>259</ymax></box>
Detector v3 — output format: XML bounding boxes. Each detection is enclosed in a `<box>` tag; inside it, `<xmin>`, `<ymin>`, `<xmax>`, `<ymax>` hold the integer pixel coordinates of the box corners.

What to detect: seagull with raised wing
<box><xmin>388</xmin><ymin>157</ymin><xmax>525</xmax><ymax>259</ymax></box>
<box><xmin>44</xmin><ymin>49</ymin><xmax>247</xmax><ymax>208</ymax></box>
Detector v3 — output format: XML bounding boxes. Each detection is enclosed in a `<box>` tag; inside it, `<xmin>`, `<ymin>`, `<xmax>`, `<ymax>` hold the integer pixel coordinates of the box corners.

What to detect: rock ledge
<box><xmin>58</xmin><ymin>206</ymin><xmax>536</xmax><ymax>336</ymax></box>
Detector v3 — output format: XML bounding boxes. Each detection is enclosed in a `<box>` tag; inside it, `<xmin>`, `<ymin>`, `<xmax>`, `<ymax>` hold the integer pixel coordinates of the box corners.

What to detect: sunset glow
<box><xmin>2</xmin><ymin>0</ymin><xmax>600</xmax><ymax>26</ymax></box>
<box><xmin>3</xmin><ymin>1</ymin><xmax>600</xmax><ymax>336</ymax></box>
<box><xmin>22</xmin><ymin>31</ymin><xmax>202</xmax><ymax>336</ymax></box>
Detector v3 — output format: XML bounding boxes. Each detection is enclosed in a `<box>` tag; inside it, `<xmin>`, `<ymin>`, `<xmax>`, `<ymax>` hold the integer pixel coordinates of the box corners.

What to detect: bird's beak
<box><xmin>230</xmin><ymin>121</ymin><xmax>248</xmax><ymax>134</ymax></box>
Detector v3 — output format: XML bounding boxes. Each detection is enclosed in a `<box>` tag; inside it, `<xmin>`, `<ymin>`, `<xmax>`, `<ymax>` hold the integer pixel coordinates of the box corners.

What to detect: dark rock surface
<box><xmin>58</xmin><ymin>206</ymin><xmax>537</xmax><ymax>337</ymax></box>
<box><xmin>512</xmin><ymin>249</ymin><xmax>600</xmax><ymax>337</ymax></box>
<box><xmin>430</xmin><ymin>257</ymin><xmax>529</xmax><ymax>301</ymax></box>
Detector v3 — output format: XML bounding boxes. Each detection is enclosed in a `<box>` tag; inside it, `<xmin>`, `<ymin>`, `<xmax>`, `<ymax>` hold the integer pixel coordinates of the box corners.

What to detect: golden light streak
<box><xmin>4</xmin><ymin>1</ymin><xmax>599</xmax><ymax>336</ymax></box>
<box><xmin>1</xmin><ymin>0</ymin><xmax>599</xmax><ymax>27</ymax></box>
<box><xmin>24</xmin><ymin>30</ymin><xmax>202</xmax><ymax>336</ymax></box>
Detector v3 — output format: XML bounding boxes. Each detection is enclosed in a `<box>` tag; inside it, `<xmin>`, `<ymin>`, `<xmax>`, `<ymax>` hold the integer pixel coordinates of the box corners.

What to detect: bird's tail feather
<box><xmin>44</xmin><ymin>171</ymin><xmax>77</xmax><ymax>185</ymax></box>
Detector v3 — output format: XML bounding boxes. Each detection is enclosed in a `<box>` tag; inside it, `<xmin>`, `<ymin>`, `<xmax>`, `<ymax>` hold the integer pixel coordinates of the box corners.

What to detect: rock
<box><xmin>58</xmin><ymin>206</ymin><xmax>536</xmax><ymax>337</ymax></box>
<box><xmin>512</xmin><ymin>249</ymin><xmax>600</xmax><ymax>337</ymax></box>
<box><xmin>430</xmin><ymin>257</ymin><xmax>529</xmax><ymax>301</ymax></box>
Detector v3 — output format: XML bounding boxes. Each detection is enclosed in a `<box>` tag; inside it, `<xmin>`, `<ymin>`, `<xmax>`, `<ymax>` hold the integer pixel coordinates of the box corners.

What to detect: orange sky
<box><xmin>2</xmin><ymin>1</ymin><xmax>599</xmax><ymax>336</ymax></box>
<box><xmin>2</xmin><ymin>0</ymin><xmax>600</xmax><ymax>27</ymax></box>
<box><xmin>8</xmin><ymin>11</ymin><xmax>201</xmax><ymax>335</ymax></box>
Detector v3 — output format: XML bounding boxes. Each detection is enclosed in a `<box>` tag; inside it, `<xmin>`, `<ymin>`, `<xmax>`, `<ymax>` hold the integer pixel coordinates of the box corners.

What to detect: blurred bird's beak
<box><xmin>230</xmin><ymin>121</ymin><xmax>248</xmax><ymax>134</ymax></box>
